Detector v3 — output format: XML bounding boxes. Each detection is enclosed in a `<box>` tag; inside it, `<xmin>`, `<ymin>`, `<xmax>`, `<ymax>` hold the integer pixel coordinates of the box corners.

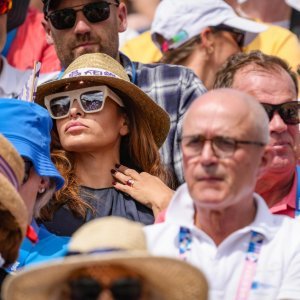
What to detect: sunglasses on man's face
<box><xmin>68</xmin><ymin>276</ymin><xmax>142</xmax><ymax>300</ymax></box>
<box><xmin>210</xmin><ymin>24</ymin><xmax>245</xmax><ymax>48</ymax></box>
<box><xmin>46</xmin><ymin>1</ymin><xmax>119</xmax><ymax>30</ymax></box>
<box><xmin>261</xmin><ymin>101</ymin><xmax>300</xmax><ymax>125</ymax></box>
<box><xmin>44</xmin><ymin>86</ymin><xmax>124</xmax><ymax>120</ymax></box>
<box><xmin>0</xmin><ymin>0</ymin><xmax>12</xmax><ymax>15</ymax></box>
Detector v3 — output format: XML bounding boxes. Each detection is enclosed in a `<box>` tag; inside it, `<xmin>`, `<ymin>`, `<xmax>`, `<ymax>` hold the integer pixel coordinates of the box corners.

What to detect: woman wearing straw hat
<box><xmin>36</xmin><ymin>52</ymin><xmax>175</xmax><ymax>236</ymax></box>
<box><xmin>2</xmin><ymin>217</ymin><xmax>208</xmax><ymax>300</ymax></box>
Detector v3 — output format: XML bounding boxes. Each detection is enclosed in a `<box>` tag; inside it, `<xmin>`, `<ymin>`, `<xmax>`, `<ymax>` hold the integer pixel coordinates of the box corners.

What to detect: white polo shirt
<box><xmin>144</xmin><ymin>184</ymin><xmax>300</xmax><ymax>300</ymax></box>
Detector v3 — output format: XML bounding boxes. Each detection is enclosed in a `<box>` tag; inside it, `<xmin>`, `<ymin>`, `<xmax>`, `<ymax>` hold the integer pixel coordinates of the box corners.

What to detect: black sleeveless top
<box><xmin>41</xmin><ymin>186</ymin><xmax>154</xmax><ymax>236</ymax></box>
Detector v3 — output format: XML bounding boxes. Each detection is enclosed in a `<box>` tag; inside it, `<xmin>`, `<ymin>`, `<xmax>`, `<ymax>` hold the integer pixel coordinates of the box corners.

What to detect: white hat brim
<box><xmin>223</xmin><ymin>15</ymin><xmax>268</xmax><ymax>33</ymax></box>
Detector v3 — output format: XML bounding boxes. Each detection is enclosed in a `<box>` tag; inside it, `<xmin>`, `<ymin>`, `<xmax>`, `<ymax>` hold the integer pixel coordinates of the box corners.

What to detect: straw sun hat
<box><xmin>36</xmin><ymin>53</ymin><xmax>170</xmax><ymax>148</ymax></box>
<box><xmin>2</xmin><ymin>217</ymin><xmax>208</xmax><ymax>300</ymax></box>
<box><xmin>0</xmin><ymin>134</ymin><xmax>28</xmax><ymax>239</ymax></box>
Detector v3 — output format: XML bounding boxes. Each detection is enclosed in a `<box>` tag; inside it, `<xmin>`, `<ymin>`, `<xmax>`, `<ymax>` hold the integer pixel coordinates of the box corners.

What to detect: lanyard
<box><xmin>295</xmin><ymin>166</ymin><xmax>300</xmax><ymax>217</ymax></box>
<box><xmin>178</xmin><ymin>226</ymin><xmax>192</xmax><ymax>260</ymax></box>
<box><xmin>178</xmin><ymin>227</ymin><xmax>264</xmax><ymax>299</ymax></box>
<box><xmin>235</xmin><ymin>231</ymin><xmax>264</xmax><ymax>300</ymax></box>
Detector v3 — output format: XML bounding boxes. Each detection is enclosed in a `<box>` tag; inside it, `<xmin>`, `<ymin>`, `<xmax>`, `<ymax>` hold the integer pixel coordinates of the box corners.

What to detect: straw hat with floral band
<box><xmin>0</xmin><ymin>134</ymin><xmax>28</xmax><ymax>242</ymax></box>
<box><xmin>2</xmin><ymin>217</ymin><xmax>208</xmax><ymax>300</ymax></box>
<box><xmin>35</xmin><ymin>52</ymin><xmax>170</xmax><ymax>148</ymax></box>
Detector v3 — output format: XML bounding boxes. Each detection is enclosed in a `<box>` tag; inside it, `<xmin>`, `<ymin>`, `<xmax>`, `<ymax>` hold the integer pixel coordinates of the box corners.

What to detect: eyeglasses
<box><xmin>181</xmin><ymin>135</ymin><xmax>266</xmax><ymax>158</ymax></box>
<box><xmin>45</xmin><ymin>1</ymin><xmax>119</xmax><ymax>30</ymax></box>
<box><xmin>44</xmin><ymin>86</ymin><xmax>124</xmax><ymax>120</ymax></box>
<box><xmin>67</xmin><ymin>276</ymin><xmax>142</xmax><ymax>300</ymax></box>
<box><xmin>261</xmin><ymin>101</ymin><xmax>300</xmax><ymax>125</ymax></box>
<box><xmin>22</xmin><ymin>159</ymin><xmax>33</xmax><ymax>185</ymax></box>
<box><xmin>0</xmin><ymin>0</ymin><xmax>12</xmax><ymax>15</ymax></box>
<box><xmin>210</xmin><ymin>24</ymin><xmax>245</xmax><ymax>48</ymax></box>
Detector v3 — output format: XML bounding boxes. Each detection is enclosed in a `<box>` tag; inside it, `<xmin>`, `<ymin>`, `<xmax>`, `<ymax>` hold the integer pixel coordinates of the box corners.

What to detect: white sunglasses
<box><xmin>44</xmin><ymin>85</ymin><xmax>124</xmax><ymax>120</ymax></box>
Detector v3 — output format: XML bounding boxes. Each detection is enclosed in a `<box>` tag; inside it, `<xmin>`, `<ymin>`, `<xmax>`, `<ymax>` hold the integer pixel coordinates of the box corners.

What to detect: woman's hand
<box><xmin>111</xmin><ymin>164</ymin><xmax>174</xmax><ymax>217</ymax></box>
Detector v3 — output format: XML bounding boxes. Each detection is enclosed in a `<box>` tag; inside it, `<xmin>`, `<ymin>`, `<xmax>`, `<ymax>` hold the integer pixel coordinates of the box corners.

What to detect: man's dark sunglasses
<box><xmin>45</xmin><ymin>1</ymin><xmax>119</xmax><ymax>30</ymax></box>
<box><xmin>261</xmin><ymin>101</ymin><xmax>300</xmax><ymax>125</ymax></box>
<box><xmin>68</xmin><ymin>276</ymin><xmax>142</xmax><ymax>300</ymax></box>
<box><xmin>210</xmin><ymin>24</ymin><xmax>245</xmax><ymax>48</ymax></box>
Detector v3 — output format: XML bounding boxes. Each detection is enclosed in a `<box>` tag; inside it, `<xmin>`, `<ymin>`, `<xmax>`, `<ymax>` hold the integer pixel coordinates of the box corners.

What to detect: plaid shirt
<box><xmin>120</xmin><ymin>53</ymin><xmax>207</xmax><ymax>185</ymax></box>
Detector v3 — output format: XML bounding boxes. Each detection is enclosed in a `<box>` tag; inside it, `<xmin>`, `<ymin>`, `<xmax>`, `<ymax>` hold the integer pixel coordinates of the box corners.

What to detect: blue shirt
<box><xmin>8</xmin><ymin>220</ymin><xmax>69</xmax><ymax>271</ymax></box>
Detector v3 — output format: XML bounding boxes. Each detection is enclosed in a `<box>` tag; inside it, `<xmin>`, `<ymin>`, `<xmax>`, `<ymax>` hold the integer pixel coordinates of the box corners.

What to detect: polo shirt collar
<box><xmin>165</xmin><ymin>183</ymin><xmax>281</xmax><ymax>241</ymax></box>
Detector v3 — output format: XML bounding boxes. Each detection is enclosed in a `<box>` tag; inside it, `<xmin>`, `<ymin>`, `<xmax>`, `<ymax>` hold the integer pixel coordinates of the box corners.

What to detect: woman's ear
<box><xmin>200</xmin><ymin>28</ymin><xmax>215</xmax><ymax>55</ymax></box>
<box><xmin>38</xmin><ymin>177</ymin><xmax>50</xmax><ymax>194</ymax></box>
<box><xmin>120</xmin><ymin>113</ymin><xmax>129</xmax><ymax>136</ymax></box>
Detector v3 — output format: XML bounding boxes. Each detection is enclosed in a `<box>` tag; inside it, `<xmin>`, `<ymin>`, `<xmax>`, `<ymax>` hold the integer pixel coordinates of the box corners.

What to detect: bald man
<box><xmin>145</xmin><ymin>88</ymin><xmax>300</xmax><ymax>300</ymax></box>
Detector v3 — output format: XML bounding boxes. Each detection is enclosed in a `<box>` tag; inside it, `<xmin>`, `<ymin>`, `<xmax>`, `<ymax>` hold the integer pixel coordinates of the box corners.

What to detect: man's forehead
<box><xmin>233</xmin><ymin>66</ymin><xmax>297</xmax><ymax>104</ymax></box>
<box><xmin>183</xmin><ymin>99</ymin><xmax>250</xmax><ymax>136</ymax></box>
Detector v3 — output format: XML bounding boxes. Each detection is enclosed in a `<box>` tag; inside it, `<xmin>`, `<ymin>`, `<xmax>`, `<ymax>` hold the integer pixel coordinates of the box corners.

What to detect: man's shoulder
<box><xmin>133</xmin><ymin>61</ymin><xmax>206</xmax><ymax>96</ymax></box>
<box><xmin>134</xmin><ymin>60</ymin><xmax>198</xmax><ymax>76</ymax></box>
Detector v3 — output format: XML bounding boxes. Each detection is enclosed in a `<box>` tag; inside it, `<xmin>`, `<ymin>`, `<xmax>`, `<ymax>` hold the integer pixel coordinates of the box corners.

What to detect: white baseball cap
<box><xmin>151</xmin><ymin>0</ymin><xmax>268</xmax><ymax>51</ymax></box>
<box><xmin>238</xmin><ymin>0</ymin><xmax>300</xmax><ymax>11</ymax></box>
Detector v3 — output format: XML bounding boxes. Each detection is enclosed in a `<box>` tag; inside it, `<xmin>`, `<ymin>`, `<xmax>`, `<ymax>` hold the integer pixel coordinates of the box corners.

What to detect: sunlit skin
<box><xmin>225</xmin><ymin>0</ymin><xmax>292</xmax><ymax>24</ymax></box>
<box><xmin>232</xmin><ymin>66</ymin><xmax>299</xmax><ymax>207</ymax></box>
<box><xmin>42</xmin><ymin>0</ymin><xmax>127</xmax><ymax>68</ymax></box>
<box><xmin>55</xmin><ymin>82</ymin><xmax>129</xmax><ymax>188</ymax></box>
<box><xmin>182</xmin><ymin>89</ymin><xmax>269</xmax><ymax>245</ymax></box>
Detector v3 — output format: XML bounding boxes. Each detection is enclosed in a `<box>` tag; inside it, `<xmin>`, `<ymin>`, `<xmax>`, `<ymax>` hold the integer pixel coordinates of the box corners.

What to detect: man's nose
<box><xmin>269</xmin><ymin>111</ymin><xmax>288</xmax><ymax>134</ymax></box>
<box><xmin>200</xmin><ymin>140</ymin><xmax>218</xmax><ymax>164</ymax></box>
<box><xmin>73</xmin><ymin>11</ymin><xmax>92</xmax><ymax>35</ymax></box>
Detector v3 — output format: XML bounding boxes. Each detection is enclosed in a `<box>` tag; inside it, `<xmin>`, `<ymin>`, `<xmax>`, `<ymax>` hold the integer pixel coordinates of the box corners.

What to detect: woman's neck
<box><xmin>185</xmin><ymin>50</ymin><xmax>215</xmax><ymax>90</ymax></box>
<box><xmin>74</xmin><ymin>150</ymin><xmax>120</xmax><ymax>189</ymax></box>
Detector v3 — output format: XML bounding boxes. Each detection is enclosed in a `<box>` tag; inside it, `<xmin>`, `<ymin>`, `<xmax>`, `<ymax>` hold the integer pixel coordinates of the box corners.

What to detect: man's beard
<box><xmin>54</xmin><ymin>34</ymin><xmax>119</xmax><ymax>68</ymax></box>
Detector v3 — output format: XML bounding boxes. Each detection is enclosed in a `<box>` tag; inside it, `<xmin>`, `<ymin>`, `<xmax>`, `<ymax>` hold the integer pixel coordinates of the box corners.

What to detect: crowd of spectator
<box><xmin>0</xmin><ymin>0</ymin><xmax>299</xmax><ymax>299</ymax></box>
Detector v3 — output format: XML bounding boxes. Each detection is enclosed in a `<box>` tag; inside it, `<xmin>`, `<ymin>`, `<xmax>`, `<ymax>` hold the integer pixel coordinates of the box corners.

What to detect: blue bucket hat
<box><xmin>0</xmin><ymin>99</ymin><xmax>64</xmax><ymax>190</ymax></box>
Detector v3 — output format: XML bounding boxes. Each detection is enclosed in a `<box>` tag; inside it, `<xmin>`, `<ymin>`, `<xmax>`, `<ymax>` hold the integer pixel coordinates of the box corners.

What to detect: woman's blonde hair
<box><xmin>40</xmin><ymin>89</ymin><xmax>174</xmax><ymax>220</ymax></box>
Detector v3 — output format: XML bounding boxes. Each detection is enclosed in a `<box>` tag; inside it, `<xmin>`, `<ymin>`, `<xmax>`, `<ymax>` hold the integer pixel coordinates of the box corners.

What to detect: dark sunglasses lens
<box><xmin>261</xmin><ymin>104</ymin><xmax>274</xmax><ymax>120</ymax></box>
<box><xmin>80</xmin><ymin>91</ymin><xmax>104</xmax><ymax>111</ymax></box>
<box><xmin>111</xmin><ymin>278</ymin><xmax>142</xmax><ymax>300</ymax></box>
<box><xmin>23</xmin><ymin>160</ymin><xmax>32</xmax><ymax>184</ymax></box>
<box><xmin>50</xmin><ymin>96</ymin><xmax>71</xmax><ymax>118</ymax></box>
<box><xmin>83</xmin><ymin>2</ymin><xmax>111</xmax><ymax>23</ymax></box>
<box><xmin>49</xmin><ymin>8</ymin><xmax>76</xmax><ymax>30</ymax></box>
<box><xmin>280</xmin><ymin>102</ymin><xmax>300</xmax><ymax>125</ymax></box>
<box><xmin>69</xmin><ymin>277</ymin><xmax>102</xmax><ymax>300</ymax></box>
